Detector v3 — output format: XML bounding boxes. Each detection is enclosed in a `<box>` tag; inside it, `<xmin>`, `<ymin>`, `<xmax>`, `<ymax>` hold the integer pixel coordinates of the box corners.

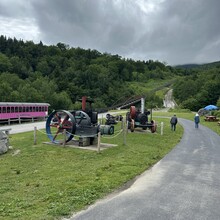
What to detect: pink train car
<box><xmin>0</xmin><ymin>102</ymin><xmax>50</xmax><ymax>121</ymax></box>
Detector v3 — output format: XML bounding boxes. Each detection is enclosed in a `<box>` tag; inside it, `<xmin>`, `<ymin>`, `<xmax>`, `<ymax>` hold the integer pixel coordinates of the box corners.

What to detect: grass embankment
<box><xmin>127</xmin><ymin>78</ymin><xmax>174</xmax><ymax>95</ymax></box>
<box><xmin>0</xmin><ymin>116</ymin><xmax>183</xmax><ymax>220</ymax></box>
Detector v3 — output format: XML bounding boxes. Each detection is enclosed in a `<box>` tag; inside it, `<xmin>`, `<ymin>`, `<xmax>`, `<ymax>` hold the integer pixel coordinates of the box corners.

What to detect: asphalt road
<box><xmin>69</xmin><ymin>118</ymin><xmax>220</xmax><ymax>220</ymax></box>
<box><xmin>1</xmin><ymin>121</ymin><xmax>46</xmax><ymax>134</ymax></box>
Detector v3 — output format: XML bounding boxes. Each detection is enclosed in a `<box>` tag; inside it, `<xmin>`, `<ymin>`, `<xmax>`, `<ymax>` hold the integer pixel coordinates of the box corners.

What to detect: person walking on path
<box><xmin>194</xmin><ymin>113</ymin><xmax>200</xmax><ymax>128</ymax></box>
<box><xmin>170</xmin><ymin>114</ymin><xmax>178</xmax><ymax>131</ymax></box>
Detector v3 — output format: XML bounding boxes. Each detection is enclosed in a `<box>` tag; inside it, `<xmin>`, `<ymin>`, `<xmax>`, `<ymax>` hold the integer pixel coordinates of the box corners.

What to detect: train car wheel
<box><xmin>151</xmin><ymin>120</ymin><xmax>157</xmax><ymax>133</ymax></box>
<box><xmin>130</xmin><ymin>119</ymin><xmax>135</xmax><ymax>132</ymax></box>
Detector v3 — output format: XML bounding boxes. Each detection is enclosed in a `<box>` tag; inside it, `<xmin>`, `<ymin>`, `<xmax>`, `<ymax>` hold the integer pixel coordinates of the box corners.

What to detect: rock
<box><xmin>0</xmin><ymin>131</ymin><xmax>9</xmax><ymax>155</ymax></box>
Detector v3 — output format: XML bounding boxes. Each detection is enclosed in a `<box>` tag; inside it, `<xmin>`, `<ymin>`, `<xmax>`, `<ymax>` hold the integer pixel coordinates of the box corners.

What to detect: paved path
<box><xmin>1</xmin><ymin>121</ymin><xmax>46</xmax><ymax>134</ymax></box>
<box><xmin>69</xmin><ymin>118</ymin><xmax>220</xmax><ymax>220</ymax></box>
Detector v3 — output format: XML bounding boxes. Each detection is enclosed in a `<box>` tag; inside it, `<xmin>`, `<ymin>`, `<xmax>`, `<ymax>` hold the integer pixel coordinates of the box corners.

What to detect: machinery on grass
<box><xmin>126</xmin><ymin>98</ymin><xmax>157</xmax><ymax>133</ymax></box>
<box><xmin>46</xmin><ymin>96</ymin><xmax>114</xmax><ymax>145</ymax></box>
<box><xmin>105</xmin><ymin>114</ymin><xmax>123</xmax><ymax>125</ymax></box>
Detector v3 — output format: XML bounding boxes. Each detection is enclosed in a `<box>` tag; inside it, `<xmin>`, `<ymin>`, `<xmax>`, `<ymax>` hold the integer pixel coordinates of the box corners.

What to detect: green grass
<box><xmin>127</xmin><ymin>78</ymin><xmax>174</xmax><ymax>95</ymax></box>
<box><xmin>155</xmin><ymin>87</ymin><xmax>170</xmax><ymax>99</ymax></box>
<box><xmin>154</xmin><ymin>110</ymin><xmax>220</xmax><ymax>135</ymax></box>
<box><xmin>0</xmin><ymin>117</ymin><xmax>183</xmax><ymax>220</ymax></box>
<box><xmin>1</xmin><ymin>110</ymin><xmax>218</xmax><ymax>220</ymax></box>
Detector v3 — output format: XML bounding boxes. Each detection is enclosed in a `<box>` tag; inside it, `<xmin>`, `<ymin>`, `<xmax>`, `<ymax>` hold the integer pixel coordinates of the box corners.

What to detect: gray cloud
<box><xmin>0</xmin><ymin>0</ymin><xmax>220</xmax><ymax>65</ymax></box>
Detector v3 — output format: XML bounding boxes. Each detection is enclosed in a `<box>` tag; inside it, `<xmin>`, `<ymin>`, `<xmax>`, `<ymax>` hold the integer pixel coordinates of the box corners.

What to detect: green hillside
<box><xmin>0</xmin><ymin>35</ymin><xmax>219</xmax><ymax>111</ymax></box>
<box><xmin>173</xmin><ymin>62</ymin><xmax>220</xmax><ymax>111</ymax></box>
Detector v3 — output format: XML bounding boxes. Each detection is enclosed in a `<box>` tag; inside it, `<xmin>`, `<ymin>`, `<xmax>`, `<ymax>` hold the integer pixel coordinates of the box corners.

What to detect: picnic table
<box><xmin>204</xmin><ymin>116</ymin><xmax>219</xmax><ymax>122</ymax></box>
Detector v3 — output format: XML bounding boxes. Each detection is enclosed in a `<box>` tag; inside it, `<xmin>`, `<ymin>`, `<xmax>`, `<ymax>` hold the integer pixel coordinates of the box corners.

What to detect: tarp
<box><xmin>204</xmin><ymin>105</ymin><xmax>218</xmax><ymax>110</ymax></box>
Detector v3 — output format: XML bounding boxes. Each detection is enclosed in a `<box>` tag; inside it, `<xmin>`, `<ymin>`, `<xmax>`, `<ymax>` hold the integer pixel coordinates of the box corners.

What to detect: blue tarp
<box><xmin>204</xmin><ymin>105</ymin><xmax>218</xmax><ymax>110</ymax></box>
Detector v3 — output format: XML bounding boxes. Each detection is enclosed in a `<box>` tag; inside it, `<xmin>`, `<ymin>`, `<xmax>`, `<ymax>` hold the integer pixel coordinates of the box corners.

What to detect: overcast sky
<box><xmin>0</xmin><ymin>0</ymin><xmax>219</xmax><ymax>65</ymax></box>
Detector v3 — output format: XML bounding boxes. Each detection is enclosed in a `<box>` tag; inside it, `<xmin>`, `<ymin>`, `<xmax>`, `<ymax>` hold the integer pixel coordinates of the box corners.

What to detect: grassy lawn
<box><xmin>1</xmin><ymin>109</ymin><xmax>219</xmax><ymax>220</ymax></box>
<box><xmin>154</xmin><ymin>110</ymin><xmax>220</xmax><ymax>135</ymax></box>
<box><xmin>0</xmin><ymin>116</ymin><xmax>183</xmax><ymax>220</ymax></box>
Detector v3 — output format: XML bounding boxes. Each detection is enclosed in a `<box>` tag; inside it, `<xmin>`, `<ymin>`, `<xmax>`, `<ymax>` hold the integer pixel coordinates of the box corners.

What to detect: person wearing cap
<box><xmin>194</xmin><ymin>113</ymin><xmax>200</xmax><ymax>128</ymax></box>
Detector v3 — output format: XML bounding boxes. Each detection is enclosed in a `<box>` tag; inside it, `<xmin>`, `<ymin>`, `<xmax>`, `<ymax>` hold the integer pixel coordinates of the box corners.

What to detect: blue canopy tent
<box><xmin>204</xmin><ymin>105</ymin><xmax>218</xmax><ymax>110</ymax></box>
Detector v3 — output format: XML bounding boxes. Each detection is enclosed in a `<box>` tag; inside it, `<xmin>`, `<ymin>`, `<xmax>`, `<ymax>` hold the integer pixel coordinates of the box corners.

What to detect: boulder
<box><xmin>0</xmin><ymin>131</ymin><xmax>9</xmax><ymax>155</ymax></box>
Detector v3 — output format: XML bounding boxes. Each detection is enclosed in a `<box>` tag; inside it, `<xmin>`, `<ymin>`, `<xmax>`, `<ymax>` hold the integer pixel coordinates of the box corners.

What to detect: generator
<box><xmin>126</xmin><ymin>98</ymin><xmax>157</xmax><ymax>133</ymax></box>
<box><xmin>46</xmin><ymin>96</ymin><xmax>114</xmax><ymax>144</ymax></box>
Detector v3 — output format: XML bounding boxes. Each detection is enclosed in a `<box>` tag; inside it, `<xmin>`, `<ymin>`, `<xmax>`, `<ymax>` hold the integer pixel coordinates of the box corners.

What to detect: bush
<box><xmin>212</xmin><ymin>110</ymin><xmax>220</xmax><ymax>117</ymax></box>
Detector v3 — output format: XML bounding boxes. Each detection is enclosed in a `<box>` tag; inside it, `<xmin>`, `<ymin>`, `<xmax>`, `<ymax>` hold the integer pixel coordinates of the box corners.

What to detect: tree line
<box><xmin>173</xmin><ymin>63</ymin><xmax>220</xmax><ymax>111</ymax></box>
<box><xmin>0</xmin><ymin>35</ymin><xmax>176</xmax><ymax>111</ymax></box>
<box><xmin>0</xmin><ymin>35</ymin><xmax>219</xmax><ymax>112</ymax></box>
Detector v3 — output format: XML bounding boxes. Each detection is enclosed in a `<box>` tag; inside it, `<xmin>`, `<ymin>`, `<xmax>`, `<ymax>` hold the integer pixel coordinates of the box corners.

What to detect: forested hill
<box><xmin>0</xmin><ymin>35</ymin><xmax>219</xmax><ymax>112</ymax></box>
<box><xmin>173</xmin><ymin>62</ymin><xmax>220</xmax><ymax>111</ymax></box>
<box><xmin>175</xmin><ymin>61</ymin><xmax>220</xmax><ymax>70</ymax></box>
<box><xmin>0</xmin><ymin>35</ymin><xmax>177</xmax><ymax>111</ymax></box>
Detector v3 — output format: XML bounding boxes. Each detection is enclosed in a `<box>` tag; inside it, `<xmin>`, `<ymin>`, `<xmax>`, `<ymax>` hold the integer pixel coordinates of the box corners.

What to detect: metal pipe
<box><xmin>141</xmin><ymin>97</ymin><xmax>145</xmax><ymax>114</ymax></box>
<box><xmin>82</xmin><ymin>96</ymin><xmax>87</xmax><ymax>111</ymax></box>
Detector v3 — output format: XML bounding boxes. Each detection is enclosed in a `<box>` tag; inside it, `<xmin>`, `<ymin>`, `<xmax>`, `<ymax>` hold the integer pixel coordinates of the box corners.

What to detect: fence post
<box><xmin>97</xmin><ymin>132</ymin><xmax>101</xmax><ymax>153</ymax></box>
<box><xmin>63</xmin><ymin>129</ymin><xmax>66</xmax><ymax>147</ymax></box>
<box><xmin>34</xmin><ymin>126</ymin><xmax>37</xmax><ymax>145</ymax></box>
<box><xmin>121</xmin><ymin>119</ymin><xmax>123</xmax><ymax>129</ymax></box>
<box><xmin>123</xmin><ymin>119</ymin><xmax>127</xmax><ymax>145</ymax></box>
<box><xmin>161</xmin><ymin>122</ymin><xmax>164</xmax><ymax>135</ymax></box>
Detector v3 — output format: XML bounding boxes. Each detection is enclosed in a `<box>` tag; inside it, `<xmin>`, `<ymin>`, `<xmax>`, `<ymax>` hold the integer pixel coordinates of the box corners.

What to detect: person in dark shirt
<box><xmin>170</xmin><ymin>114</ymin><xmax>178</xmax><ymax>131</ymax></box>
<box><xmin>194</xmin><ymin>113</ymin><xmax>200</xmax><ymax>128</ymax></box>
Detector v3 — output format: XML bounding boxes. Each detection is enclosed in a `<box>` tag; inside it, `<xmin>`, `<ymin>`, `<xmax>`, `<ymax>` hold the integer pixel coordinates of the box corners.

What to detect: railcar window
<box><xmin>39</xmin><ymin>107</ymin><xmax>42</xmax><ymax>111</ymax></box>
<box><xmin>7</xmin><ymin>107</ymin><xmax>10</xmax><ymax>113</ymax></box>
<box><xmin>36</xmin><ymin>107</ymin><xmax>39</xmax><ymax>111</ymax></box>
<box><xmin>3</xmin><ymin>107</ymin><xmax>6</xmax><ymax>113</ymax></box>
<box><xmin>26</xmin><ymin>107</ymin><xmax>29</xmax><ymax>112</ymax></box>
<box><xmin>0</xmin><ymin>107</ymin><xmax>1</xmax><ymax>113</ymax></box>
<box><xmin>33</xmin><ymin>107</ymin><xmax>35</xmax><ymax>112</ymax></box>
<box><xmin>15</xmin><ymin>107</ymin><xmax>19</xmax><ymax>113</ymax></box>
<box><xmin>30</xmin><ymin>107</ymin><xmax>32</xmax><ymax>112</ymax></box>
<box><xmin>19</xmin><ymin>107</ymin><xmax>22</xmax><ymax>112</ymax></box>
<box><xmin>11</xmin><ymin>107</ymin><xmax>14</xmax><ymax>113</ymax></box>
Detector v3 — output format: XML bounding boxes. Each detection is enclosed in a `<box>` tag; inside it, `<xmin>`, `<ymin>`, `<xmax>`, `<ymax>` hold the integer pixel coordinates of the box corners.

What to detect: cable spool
<box><xmin>100</xmin><ymin>125</ymin><xmax>114</xmax><ymax>135</ymax></box>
